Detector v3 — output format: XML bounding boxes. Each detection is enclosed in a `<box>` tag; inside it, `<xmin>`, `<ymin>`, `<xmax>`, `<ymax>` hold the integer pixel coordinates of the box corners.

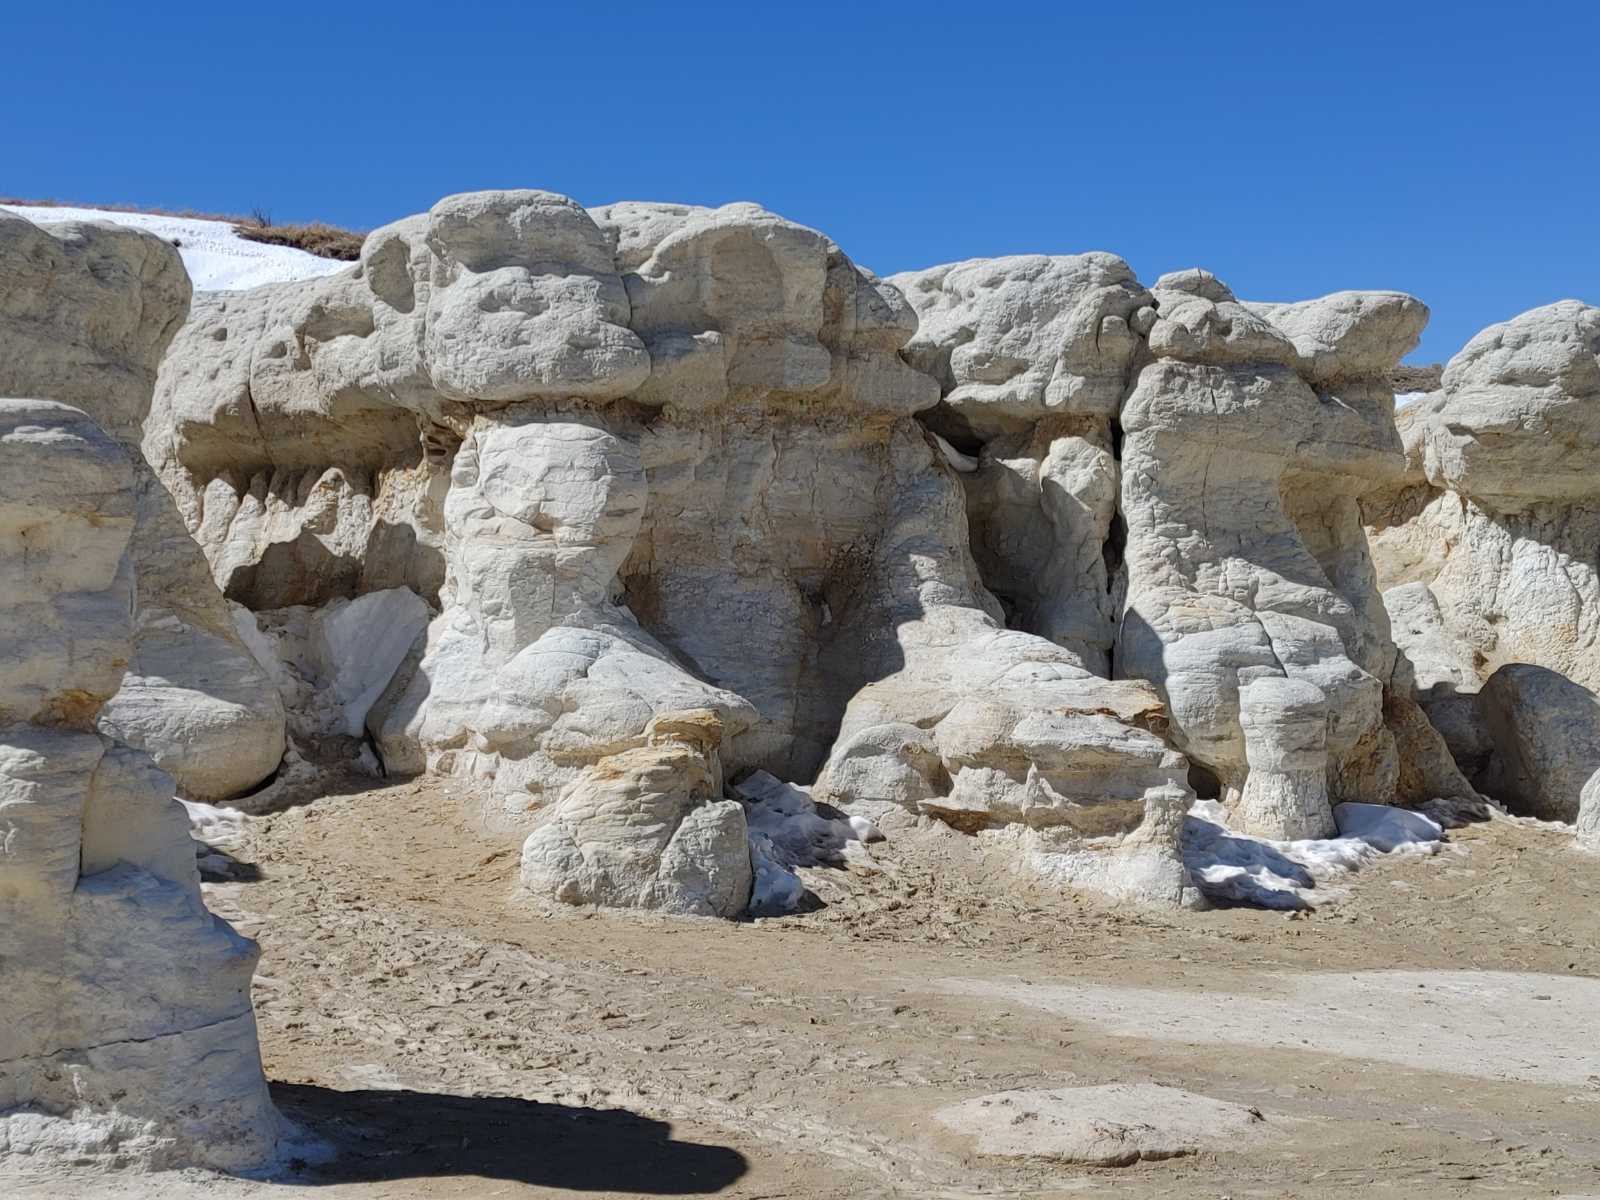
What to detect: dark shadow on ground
<box><xmin>196</xmin><ymin>846</ymin><xmax>264</xmax><ymax>883</ymax></box>
<box><xmin>268</xmin><ymin>1082</ymin><xmax>750</xmax><ymax>1194</ymax></box>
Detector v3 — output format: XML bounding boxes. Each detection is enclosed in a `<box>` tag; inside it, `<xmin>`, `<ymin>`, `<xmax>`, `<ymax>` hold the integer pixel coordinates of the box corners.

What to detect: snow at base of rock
<box><xmin>1333</xmin><ymin>801</ymin><xmax>1443</xmax><ymax>852</ymax></box>
<box><xmin>2</xmin><ymin>204</ymin><xmax>348</xmax><ymax>291</ymax></box>
<box><xmin>734</xmin><ymin>770</ymin><xmax>880</xmax><ymax>916</ymax></box>
<box><xmin>1182</xmin><ymin>798</ymin><xmax>1443</xmax><ymax>909</ymax></box>
<box><xmin>1394</xmin><ymin>390</ymin><xmax>1428</xmax><ymax>408</ymax></box>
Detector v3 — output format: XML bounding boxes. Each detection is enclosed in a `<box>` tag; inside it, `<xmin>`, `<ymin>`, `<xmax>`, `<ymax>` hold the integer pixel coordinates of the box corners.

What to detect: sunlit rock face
<box><xmin>894</xmin><ymin>257</ymin><xmax>1469</xmax><ymax>834</ymax></box>
<box><xmin>1363</xmin><ymin>302</ymin><xmax>1600</xmax><ymax>815</ymax></box>
<box><xmin>150</xmin><ymin>192</ymin><xmax>1205</xmax><ymax>907</ymax></box>
<box><xmin>0</xmin><ymin>399</ymin><xmax>277</xmax><ymax>1172</ymax></box>
<box><xmin>1116</xmin><ymin>274</ymin><xmax>1428</xmax><ymax>812</ymax></box>
<box><xmin>0</xmin><ymin>210</ymin><xmax>285</xmax><ymax>801</ymax></box>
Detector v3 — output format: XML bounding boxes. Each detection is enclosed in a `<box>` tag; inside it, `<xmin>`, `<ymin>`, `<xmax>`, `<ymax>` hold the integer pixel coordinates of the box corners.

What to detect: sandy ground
<box><xmin>16</xmin><ymin>775</ymin><xmax>1600</xmax><ymax>1200</ymax></box>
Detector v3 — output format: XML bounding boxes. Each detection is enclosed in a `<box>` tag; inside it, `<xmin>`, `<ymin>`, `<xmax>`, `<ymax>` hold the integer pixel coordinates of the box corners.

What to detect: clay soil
<box><xmin>25</xmin><ymin>774</ymin><xmax>1600</xmax><ymax>1200</ymax></box>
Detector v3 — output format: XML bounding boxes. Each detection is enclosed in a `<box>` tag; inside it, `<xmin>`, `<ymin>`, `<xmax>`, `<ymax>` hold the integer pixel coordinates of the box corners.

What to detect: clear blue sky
<box><xmin>9</xmin><ymin>1</ymin><xmax>1596</xmax><ymax>363</ymax></box>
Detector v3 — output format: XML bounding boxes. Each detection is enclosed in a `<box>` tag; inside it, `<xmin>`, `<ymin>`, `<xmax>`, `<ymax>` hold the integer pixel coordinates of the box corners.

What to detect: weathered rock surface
<box><xmin>1577</xmin><ymin>769</ymin><xmax>1600</xmax><ymax>851</ymax></box>
<box><xmin>1476</xmin><ymin>665</ymin><xmax>1600</xmax><ymax>822</ymax></box>
<box><xmin>0</xmin><ymin>399</ymin><xmax>276</xmax><ymax>1171</ymax></box>
<box><xmin>1117</xmin><ymin>272</ymin><xmax>1424</xmax><ymax>817</ymax></box>
<box><xmin>0</xmin><ymin>209</ymin><xmax>285</xmax><ymax>800</ymax></box>
<box><xmin>1363</xmin><ymin>302</ymin><xmax>1600</xmax><ymax>811</ymax></box>
<box><xmin>934</xmin><ymin>1083</ymin><xmax>1281</xmax><ymax>1166</ymax></box>
<box><xmin>149</xmin><ymin>189</ymin><xmax>1497</xmax><ymax>916</ymax></box>
<box><xmin>1367</xmin><ymin>302</ymin><xmax>1600</xmax><ymax>695</ymax></box>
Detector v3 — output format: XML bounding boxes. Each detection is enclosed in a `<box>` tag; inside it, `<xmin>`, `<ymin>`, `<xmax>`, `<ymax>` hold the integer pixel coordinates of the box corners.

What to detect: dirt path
<box><xmin>20</xmin><ymin>777</ymin><xmax>1600</xmax><ymax>1199</ymax></box>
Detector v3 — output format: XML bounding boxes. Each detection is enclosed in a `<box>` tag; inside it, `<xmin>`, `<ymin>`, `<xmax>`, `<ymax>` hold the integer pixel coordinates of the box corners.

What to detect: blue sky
<box><xmin>9</xmin><ymin>1</ymin><xmax>1596</xmax><ymax>363</ymax></box>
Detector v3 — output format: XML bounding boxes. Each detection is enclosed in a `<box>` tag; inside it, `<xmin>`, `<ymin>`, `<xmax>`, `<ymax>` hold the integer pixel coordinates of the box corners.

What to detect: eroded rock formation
<box><xmin>136</xmin><ymin>187</ymin><xmax>1513</xmax><ymax>915</ymax></box>
<box><xmin>0</xmin><ymin>211</ymin><xmax>286</xmax><ymax>801</ymax></box>
<box><xmin>1368</xmin><ymin>301</ymin><xmax>1600</xmax><ymax>690</ymax></box>
<box><xmin>10</xmin><ymin>185</ymin><xmax>1600</xmax><ymax>1177</ymax></box>
<box><xmin>1365</xmin><ymin>301</ymin><xmax>1600</xmax><ymax>817</ymax></box>
<box><xmin>0</xmin><ymin>398</ymin><xmax>276</xmax><ymax>1169</ymax></box>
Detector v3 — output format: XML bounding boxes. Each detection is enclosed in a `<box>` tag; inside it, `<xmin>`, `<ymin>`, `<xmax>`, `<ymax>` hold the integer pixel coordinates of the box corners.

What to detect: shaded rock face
<box><xmin>0</xmin><ymin>400</ymin><xmax>277</xmax><ymax>1171</ymax></box>
<box><xmin>893</xmin><ymin>260</ymin><xmax>1466</xmax><ymax>830</ymax></box>
<box><xmin>155</xmin><ymin>193</ymin><xmax>1210</xmax><ymax>908</ymax></box>
<box><xmin>0</xmin><ymin>210</ymin><xmax>286</xmax><ymax>801</ymax></box>
<box><xmin>1476</xmin><ymin>665</ymin><xmax>1600</xmax><ymax>823</ymax></box>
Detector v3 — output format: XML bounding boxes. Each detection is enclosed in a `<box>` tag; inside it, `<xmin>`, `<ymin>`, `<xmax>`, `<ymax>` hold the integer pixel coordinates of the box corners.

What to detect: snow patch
<box><xmin>1394</xmin><ymin>390</ymin><xmax>1428</xmax><ymax>409</ymax></box>
<box><xmin>734</xmin><ymin>770</ymin><xmax>880</xmax><ymax>916</ymax></box>
<box><xmin>2</xmin><ymin>203</ymin><xmax>349</xmax><ymax>291</ymax></box>
<box><xmin>1182</xmin><ymin>798</ymin><xmax>1442</xmax><ymax>909</ymax></box>
<box><xmin>1333</xmin><ymin>801</ymin><xmax>1443</xmax><ymax>852</ymax></box>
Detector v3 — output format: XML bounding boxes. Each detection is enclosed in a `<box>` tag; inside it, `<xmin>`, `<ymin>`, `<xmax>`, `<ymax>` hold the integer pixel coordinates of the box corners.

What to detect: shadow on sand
<box><xmin>269</xmin><ymin>1083</ymin><xmax>750</xmax><ymax>1194</ymax></box>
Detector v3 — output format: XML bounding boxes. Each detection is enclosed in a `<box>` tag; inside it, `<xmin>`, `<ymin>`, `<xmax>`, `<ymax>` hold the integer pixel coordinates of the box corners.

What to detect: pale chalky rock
<box><xmin>1235</xmin><ymin>677</ymin><xmax>1336</xmax><ymax>840</ymax></box>
<box><xmin>1366</xmin><ymin>303</ymin><xmax>1600</xmax><ymax>696</ymax></box>
<box><xmin>811</xmin><ymin>722</ymin><xmax>946</xmax><ymax>829</ymax></box>
<box><xmin>1117</xmin><ymin>269</ymin><xmax>1437</xmax><ymax>810</ymax></box>
<box><xmin>393</xmin><ymin>413</ymin><xmax>755</xmax><ymax>828</ymax></box>
<box><xmin>231</xmin><ymin>587</ymin><xmax>432</xmax><ymax>795</ymax></box>
<box><xmin>165</xmin><ymin>194</ymin><xmax>1516</xmax><ymax>912</ymax></box>
<box><xmin>520</xmin><ymin>710</ymin><xmax>752</xmax><ymax>917</ymax></box>
<box><xmin>890</xmin><ymin>253</ymin><xmax>1149</xmax><ymax>436</ymax></box>
<box><xmin>1246</xmin><ymin>291</ymin><xmax>1432</xmax><ymax>385</ymax></box>
<box><xmin>0</xmin><ymin>400</ymin><xmax>276</xmax><ymax>1172</ymax></box>
<box><xmin>890</xmin><ymin>255</ymin><xmax>1147</xmax><ymax>672</ymax></box>
<box><xmin>1576</xmin><ymin>769</ymin><xmax>1600</xmax><ymax>852</ymax></box>
<box><xmin>1381</xmin><ymin>581</ymin><xmax>1480</xmax><ymax>693</ymax></box>
<box><xmin>934</xmin><ymin>1083</ymin><xmax>1281</xmax><ymax>1166</ymax></box>
<box><xmin>0</xmin><ymin>209</ymin><xmax>285</xmax><ymax>799</ymax></box>
<box><xmin>1476</xmin><ymin>664</ymin><xmax>1600</xmax><ymax>821</ymax></box>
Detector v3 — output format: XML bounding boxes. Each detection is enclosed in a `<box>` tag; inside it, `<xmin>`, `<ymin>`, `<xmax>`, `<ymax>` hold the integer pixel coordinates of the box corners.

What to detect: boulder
<box><xmin>1576</xmin><ymin>769</ymin><xmax>1600</xmax><ymax>851</ymax></box>
<box><xmin>520</xmin><ymin>710</ymin><xmax>752</xmax><ymax>917</ymax></box>
<box><xmin>1477</xmin><ymin>664</ymin><xmax>1600</xmax><ymax>821</ymax></box>
<box><xmin>0</xmin><ymin>208</ymin><xmax>285</xmax><ymax>799</ymax></box>
<box><xmin>1366</xmin><ymin>302</ymin><xmax>1600</xmax><ymax>697</ymax></box>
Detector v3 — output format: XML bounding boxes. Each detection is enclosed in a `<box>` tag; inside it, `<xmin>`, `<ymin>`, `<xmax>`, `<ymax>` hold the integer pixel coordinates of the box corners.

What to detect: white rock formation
<box><xmin>0</xmin><ymin>209</ymin><xmax>285</xmax><ymax>800</ymax></box>
<box><xmin>0</xmin><ymin>400</ymin><xmax>276</xmax><ymax>1171</ymax></box>
<box><xmin>1368</xmin><ymin>303</ymin><xmax>1600</xmax><ymax>694</ymax></box>
<box><xmin>1364</xmin><ymin>301</ymin><xmax>1600</xmax><ymax>813</ymax></box>
<box><xmin>1577</xmin><ymin>769</ymin><xmax>1600</xmax><ymax>852</ymax></box>
<box><xmin>147</xmin><ymin>189</ymin><xmax>1502</xmax><ymax>914</ymax></box>
<box><xmin>1117</xmin><ymin>272</ymin><xmax>1430</xmax><ymax>816</ymax></box>
<box><xmin>1475</xmin><ymin>665</ymin><xmax>1600</xmax><ymax>822</ymax></box>
<box><xmin>1235</xmin><ymin>677</ymin><xmax>1335</xmax><ymax>840</ymax></box>
<box><xmin>520</xmin><ymin>710</ymin><xmax>752</xmax><ymax>917</ymax></box>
